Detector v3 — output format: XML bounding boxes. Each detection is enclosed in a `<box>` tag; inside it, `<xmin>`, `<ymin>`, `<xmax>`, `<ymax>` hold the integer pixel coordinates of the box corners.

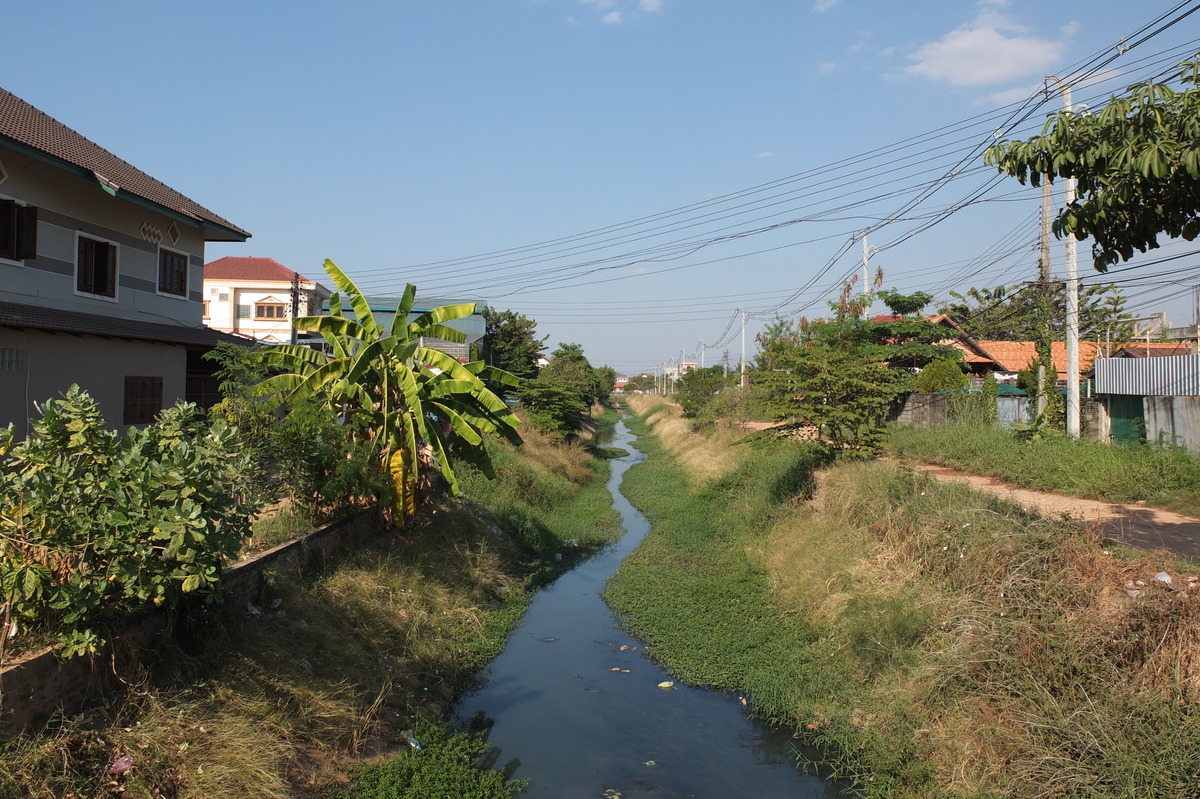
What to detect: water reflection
<box><xmin>454</xmin><ymin>420</ymin><xmax>837</xmax><ymax>797</ymax></box>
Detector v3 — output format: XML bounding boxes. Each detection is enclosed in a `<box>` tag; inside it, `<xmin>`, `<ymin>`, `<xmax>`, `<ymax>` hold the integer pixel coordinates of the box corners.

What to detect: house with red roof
<box><xmin>203</xmin><ymin>256</ymin><xmax>330</xmax><ymax>344</ymax></box>
<box><xmin>0</xmin><ymin>86</ymin><xmax>250</xmax><ymax>432</ymax></box>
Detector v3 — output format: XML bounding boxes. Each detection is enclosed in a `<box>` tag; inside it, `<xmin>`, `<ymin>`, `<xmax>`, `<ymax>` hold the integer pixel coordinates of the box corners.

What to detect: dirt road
<box><xmin>907</xmin><ymin>461</ymin><xmax>1200</xmax><ymax>562</ymax></box>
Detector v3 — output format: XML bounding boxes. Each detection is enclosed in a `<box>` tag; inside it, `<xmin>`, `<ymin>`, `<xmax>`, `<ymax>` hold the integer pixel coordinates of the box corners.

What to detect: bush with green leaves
<box><xmin>913</xmin><ymin>358</ymin><xmax>968</xmax><ymax>393</ymax></box>
<box><xmin>0</xmin><ymin>386</ymin><xmax>262</xmax><ymax>658</ymax></box>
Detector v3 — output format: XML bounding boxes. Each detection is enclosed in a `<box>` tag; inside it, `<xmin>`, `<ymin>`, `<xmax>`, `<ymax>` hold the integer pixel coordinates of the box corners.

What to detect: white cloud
<box><xmin>906</xmin><ymin>7</ymin><xmax>1073</xmax><ymax>87</ymax></box>
<box><xmin>813</xmin><ymin>0</ymin><xmax>841</xmax><ymax>11</ymax></box>
<box><xmin>602</xmin><ymin>9</ymin><xmax>622</xmax><ymax>24</ymax></box>
<box><xmin>639</xmin><ymin>0</ymin><xmax>663</xmax><ymax>11</ymax></box>
<box><xmin>818</xmin><ymin>61</ymin><xmax>838</xmax><ymax>75</ymax></box>
<box><xmin>758</xmin><ymin>151</ymin><xmax>775</xmax><ymax>158</ymax></box>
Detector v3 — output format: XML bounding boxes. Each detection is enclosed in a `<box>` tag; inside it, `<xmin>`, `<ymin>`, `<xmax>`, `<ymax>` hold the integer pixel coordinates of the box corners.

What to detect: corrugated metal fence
<box><xmin>1094</xmin><ymin>355</ymin><xmax>1200</xmax><ymax>397</ymax></box>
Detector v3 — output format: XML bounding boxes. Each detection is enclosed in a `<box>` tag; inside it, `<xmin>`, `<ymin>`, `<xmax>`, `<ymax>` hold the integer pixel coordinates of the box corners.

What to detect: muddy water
<box><xmin>454</xmin><ymin>420</ymin><xmax>836</xmax><ymax>798</ymax></box>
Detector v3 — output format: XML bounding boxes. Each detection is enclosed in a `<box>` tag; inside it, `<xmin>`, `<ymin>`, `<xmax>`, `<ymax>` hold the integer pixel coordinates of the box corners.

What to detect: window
<box><xmin>236</xmin><ymin>304</ymin><xmax>250</xmax><ymax>319</ymax></box>
<box><xmin>123</xmin><ymin>376</ymin><xmax>163</xmax><ymax>425</ymax></box>
<box><xmin>218</xmin><ymin>293</ymin><xmax>228</xmax><ymax>302</ymax></box>
<box><xmin>202</xmin><ymin>300</ymin><xmax>210</xmax><ymax>319</ymax></box>
<box><xmin>0</xmin><ymin>199</ymin><xmax>37</xmax><ymax>261</ymax></box>
<box><xmin>0</xmin><ymin>348</ymin><xmax>24</xmax><ymax>373</ymax></box>
<box><xmin>77</xmin><ymin>235</ymin><xmax>117</xmax><ymax>297</ymax></box>
<box><xmin>255</xmin><ymin>302</ymin><xmax>286</xmax><ymax>320</ymax></box>
<box><xmin>157</xmin><ymin>248</ymin><xmax>188</xmax><ymax>297</ymax></box>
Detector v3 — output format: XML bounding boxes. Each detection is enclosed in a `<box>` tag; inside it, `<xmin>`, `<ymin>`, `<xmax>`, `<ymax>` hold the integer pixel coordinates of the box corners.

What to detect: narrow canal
<box><xmin>454</xmin><ymin>419</ymin><xmax>836</xmax><ymax>798</ymax></box>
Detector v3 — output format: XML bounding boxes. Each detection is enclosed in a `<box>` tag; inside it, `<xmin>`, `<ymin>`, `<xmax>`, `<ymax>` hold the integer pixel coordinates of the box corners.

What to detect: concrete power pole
<box><xmin>739</xmin><ymin>307</ymin><xmax>748</xmax><ymax>388</ymax></box>
<box><xmin>1037</xmin><ymin>179</ymin><xmax>1052</xmax><ymax>416</ymax></box>
<box><xmin>1047</xmin><ymin>76</ymin><xmax>1081</xmax><ymax>438</ymax></box>
<box><xmin>290</xmin><ymin>271</ymin><xmax>301</xmax><ymax>346</ymax></box>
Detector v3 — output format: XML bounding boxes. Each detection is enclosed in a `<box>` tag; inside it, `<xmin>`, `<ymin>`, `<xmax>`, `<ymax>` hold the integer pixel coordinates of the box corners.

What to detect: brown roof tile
<box><xmin>206</xmin><ymin>256</ymin><xmax>305</xmax><ymax>283</ymax></box>
<box><xmin>0</xmin><ymin>87</ymin><xmax>249</xmax><ymax>241</ymax></box>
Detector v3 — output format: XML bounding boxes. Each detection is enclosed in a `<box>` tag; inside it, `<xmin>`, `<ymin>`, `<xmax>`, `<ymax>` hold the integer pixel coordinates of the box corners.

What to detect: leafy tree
<box><xmin>755</xmin><ymin>287</ymin><xmax>916</xmax><ymax>457</ymax></box>
<box><xmin>626</xmin><ymin>373</ymin><xmax>657</xmax><ymax>392</ymax></box>
<box><xmin>914</xmin><ymin>358</ymin><xmax>969</xmax><ymax>393</ymax></box>
<box><xmin>984</xmin><ymin>61</ymin><xmax>1200</xmax><ymax>270</ymax></box>
<box><xmin>675</xmin><ymin>366</ymin><xmax>734</xmax><ymax>418</ymax></box>
<box><xmin>258</xmin><ymin>259</ymin><xmax>521</xmax><ymax>520</ymax></box>
<box><xmin>940</xmin><ymin>283</ymin><xmax>1134</xmax><ymax>341</ymax></box>
<box><xmin>518</xmin><ymin>382</ymin><xmax>587</xmax><ymax>437</ymax></box>
<box><xmin>876</xmin><ymin>288</ymin><xmax>933</xmax><ymax>317</ymax></box>
<box><xmin>481</xmin><ymin>307</ymin><xmax>546</xmax><ymax>383</ymax></box>
<box><xmin>594</xmin><ymin>365</ymin><xmax>617</xmax><ymax>405</ymax></box>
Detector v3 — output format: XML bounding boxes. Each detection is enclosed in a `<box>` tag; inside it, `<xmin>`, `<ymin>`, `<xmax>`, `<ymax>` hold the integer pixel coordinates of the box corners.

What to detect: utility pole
<box><xmin>1037</xmin><ymin>178</ymin><xmax>1052</xmax><ymax>416</ymax></box>
<box><xmin>290</xmin><ymin>271</ymin><xmax>301</xmax><ymax>346</ymax></box>
<box><xmin>861</xmin><ymin>232</ymin><xmax>871</xmax><ymax>296</ymax></box>
<box><xmin>1047</xmin><ymin>76</ymin><xmax>1081</xmax><ymax>438</ymax></box>
<box><xmin>739</xmin><ymin>307</ymin><xmax>748</xmax><ymax>388</ymax></box>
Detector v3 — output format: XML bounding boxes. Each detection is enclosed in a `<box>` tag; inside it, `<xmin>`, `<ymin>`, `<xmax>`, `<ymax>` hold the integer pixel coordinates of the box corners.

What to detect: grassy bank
<box><xmin>607</xmin><ymin>397</ymin><xmax>1200</xmax><ymax>797</ymax></box>
<box><xmin>1</xmin><ymin>422</ymin><xmax>620</xmax><ymax>799</ymax></box>
<box><xmin>889</xmin><ymin>423</ymin><xmax>1200</xmax><ymax>518</ymax></box>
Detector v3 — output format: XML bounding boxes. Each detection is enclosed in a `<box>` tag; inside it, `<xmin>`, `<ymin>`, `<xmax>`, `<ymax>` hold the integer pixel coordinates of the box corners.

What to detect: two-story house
<box><xmin>202</xmin><ymin>257</ymin><xmax>331</xmax><ymax>344</ymax></box>
<box><xmin>0</xmin><ymin>87</ymin><xmax>251</xmax><ymax>433</ymax></box>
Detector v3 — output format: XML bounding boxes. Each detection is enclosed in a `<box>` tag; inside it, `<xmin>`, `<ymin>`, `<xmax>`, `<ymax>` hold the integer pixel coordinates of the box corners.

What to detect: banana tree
<box><xmin>257</xmin><ymin>259</ymin><xmax>521</xmax><ymax>519</ymax></box>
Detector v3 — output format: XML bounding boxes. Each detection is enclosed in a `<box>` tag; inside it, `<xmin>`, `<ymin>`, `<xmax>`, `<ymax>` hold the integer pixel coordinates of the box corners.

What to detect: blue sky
<box><xmin>7</xmin><ymin>1</ymin><xmax>1200</xmax><ymax>374</ymax></box>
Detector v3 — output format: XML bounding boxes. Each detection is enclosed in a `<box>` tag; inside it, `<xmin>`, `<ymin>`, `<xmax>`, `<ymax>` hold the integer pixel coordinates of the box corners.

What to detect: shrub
<box><xmin>0</xmin><ymin>386</ymin><xmax>263</xmax><ymax>658</ymax></box>
<box><xmin>914</xmin><ymin>358</ymin><xmax>968</xmax><ymax>393</ymax></box>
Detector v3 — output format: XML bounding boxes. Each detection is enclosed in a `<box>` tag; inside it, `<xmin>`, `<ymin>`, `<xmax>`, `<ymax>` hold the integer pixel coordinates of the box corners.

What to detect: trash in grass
<box><xmin>400</xmin><ymin>730</ymin><xmax>423</xmax><ymax>752</ymax></box>
<box><xmin>108</xmin><ymin>755</ymin><xmax>134</xmax><ymax>775</ymax></box>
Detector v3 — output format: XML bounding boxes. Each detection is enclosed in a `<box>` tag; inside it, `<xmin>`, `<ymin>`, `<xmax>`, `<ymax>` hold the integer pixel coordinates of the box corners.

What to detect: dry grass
<box><xmin>760</xmin><ymin>457</ymin><xmax>1200</xmax><ymax>796</ymax></box>
<box><xmin>626</xmin><ymin>395</ymin><xmax>742</xmax><ymax>484</ymax></box>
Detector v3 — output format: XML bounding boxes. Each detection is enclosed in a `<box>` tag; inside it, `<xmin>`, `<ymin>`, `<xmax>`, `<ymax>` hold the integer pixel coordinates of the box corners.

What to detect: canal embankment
<box><xmin>606</xmin><ymin>395</ymin><xmax>1200</xmax><ymax>798</ymax></box>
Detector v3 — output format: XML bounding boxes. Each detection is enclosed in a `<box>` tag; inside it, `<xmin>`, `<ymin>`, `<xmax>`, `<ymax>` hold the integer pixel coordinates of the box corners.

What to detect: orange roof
<box><xmin>974</xmin><ymin>340</ymin><xmax>1099</xmax><ymax>378</ymax></box>
<box><xmin>1111</xmin><ymin>341</ymin><xmax>1194</xmax><ymax>358</ymax></box>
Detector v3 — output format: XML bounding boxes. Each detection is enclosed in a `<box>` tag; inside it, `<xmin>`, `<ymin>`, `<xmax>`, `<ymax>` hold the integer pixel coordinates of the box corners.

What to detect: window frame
<box><xmin>75</xmin><ymin>232</ymin><xmax>119</xmax><ymax>300</ymax></box>
<box><xmin>0</xmin><ymin>198</ymin><xmax>38</xmax><ymax>264</ymax></box>
<box><xmin>156</xmin><ymin>246</ymin><xmax>189</xmax><ymax>298</ymax></box>
<box><xmin>254</xmin><ymin>302</ymin><xmax>287</xmax><ymax>320</ymax></box>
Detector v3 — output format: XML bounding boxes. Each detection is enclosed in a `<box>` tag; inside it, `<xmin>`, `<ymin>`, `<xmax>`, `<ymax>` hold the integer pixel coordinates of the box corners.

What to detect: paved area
<box><xmin>907</xmin><ymin>461</ymin><xmax>1200</xmax><ymax>562</ymax></box>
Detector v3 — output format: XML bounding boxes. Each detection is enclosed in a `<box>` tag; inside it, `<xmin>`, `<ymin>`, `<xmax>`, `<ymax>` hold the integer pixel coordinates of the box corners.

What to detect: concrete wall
<box><xmin>1145</xmin><ymin>396</ymin><xmax>1200</xmax><ymax>455</ymax></box>
<box><xmin>0</xmin><ymin>327</ymin><xmax>185</xmax><ymax>436</ymax></box>
<box><xmin>0</xmin><ymin>510</ymin><xmax>385</xmax><ymax>737</ymax></box>
<box><xmin>894</xmin><ymin>393</ymin><xmax>948</xmax><ymax>428</ymax></box>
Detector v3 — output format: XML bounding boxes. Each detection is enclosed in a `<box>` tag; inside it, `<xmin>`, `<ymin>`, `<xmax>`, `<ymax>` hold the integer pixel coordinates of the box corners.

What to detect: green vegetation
<box><xmin>0</xmin><ymin>423</ymin><xmax>619</xmax><ymax>798</ymax></box>
<box><xmin>517</xmin><ymin>342</ymin><xmax>617</xmax><ymax>437</ymax></box>
<box><xmin>752</xmin><ymin>285</ymin><xmax>959</xmax><ymax>457</ymax></box>
<box><xmin>609</xmin><ymin>399</ymin><xmax>1200</xmax><ymax>797</ymax></box>
<box><xmin>889</xmin><ymin>422</ymin><xmax>1200</xmax><ymax>518</ymax></box>
<box><xmin>258</xmin><ymin>259</ymin><xmax>521</xmax><ymax>518</ymax></box>
<box><xmin>480</xmin><ymin>306</ymin><xmax>547</xmax><ymax>385</ymax></box>
<box><xmin>985</xmin><ymin>61</ymin><xmax>1200</xmax><ymax>271</ymax></box>
<box><xmin>0</xmin><ymin>387</ymin><xmax>261</xmax><ymax>660</ymax></box>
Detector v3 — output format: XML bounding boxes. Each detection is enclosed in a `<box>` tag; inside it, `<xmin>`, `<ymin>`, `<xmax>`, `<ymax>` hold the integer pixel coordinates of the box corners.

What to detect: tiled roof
<box><xmin>974</xmin><ymin>340</ymin><xmax>1099</xmax><ymax>377</ymax></box>
<box><xmin>205</xmin><ymin>256</ymin><xmax>321</xmax><ymax>286</ymax></box>
<box><xmin>0</xmin><ymin>300</ymin><xmax>251</xmax><ymax>349</ymax></box>
<box><xmin>0</xmin><ymin>87</ymin><xmax>249</xmax><ymax>241</ymax></box>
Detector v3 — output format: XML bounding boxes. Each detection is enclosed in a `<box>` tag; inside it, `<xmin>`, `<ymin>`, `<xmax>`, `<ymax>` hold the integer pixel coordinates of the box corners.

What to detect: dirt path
<box><xmin>906</xmin><ymin>461</ymin><xmax>1200</xmax><ymax>562</ymax></box>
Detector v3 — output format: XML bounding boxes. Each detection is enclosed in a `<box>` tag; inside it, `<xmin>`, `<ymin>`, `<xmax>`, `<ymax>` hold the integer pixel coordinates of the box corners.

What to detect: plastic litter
<box><xmin>108</xmin><ymin>755</ymin><xmax>134</xmax><ymax>775</ymax></box>
<box><xmin>657</xmin><ymin>681</ymin><xmax>675</xmax><ymax>690</ymax></box>
<box><xmin>400</xmin><ymin>729</ymin><xmax>423</xmax><ymax>752</ymax></box>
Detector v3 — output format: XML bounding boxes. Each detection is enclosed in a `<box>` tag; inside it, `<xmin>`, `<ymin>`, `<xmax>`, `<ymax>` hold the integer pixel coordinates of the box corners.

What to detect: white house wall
<box><xmin>203</xmin><ymin>278</ymin><xmax>323</xmax><ymax>343</ymax></box>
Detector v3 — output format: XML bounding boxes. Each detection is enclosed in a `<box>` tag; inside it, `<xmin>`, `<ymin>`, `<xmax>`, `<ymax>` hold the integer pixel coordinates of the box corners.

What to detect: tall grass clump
<box><xmin>889</xmin><ymin>422</ymin><xmax>1200</xmax><ymax>517</ymax></box>
<box><xmin>613</xmin><ymin>400</ymin><xmax>1200</xmax><ymax>797</ymax></box>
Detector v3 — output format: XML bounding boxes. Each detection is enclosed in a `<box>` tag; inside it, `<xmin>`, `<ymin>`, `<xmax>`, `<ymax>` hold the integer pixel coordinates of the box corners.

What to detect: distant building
<box><xmin>203</xmin><ymin>256</ymin><xmax>331</xmax><ymax>344</ymax></box>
